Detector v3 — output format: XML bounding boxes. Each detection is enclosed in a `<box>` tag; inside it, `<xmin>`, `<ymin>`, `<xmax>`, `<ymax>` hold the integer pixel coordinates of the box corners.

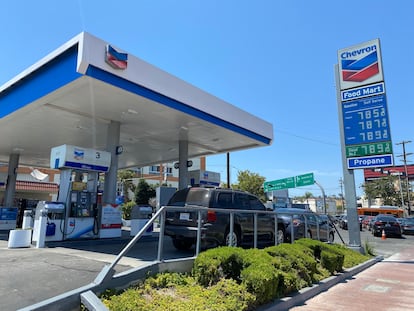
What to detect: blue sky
<box><xmin>1</xmin><ymin>1</ymin><xmax>413</xmax><ymax>197</ymax></box>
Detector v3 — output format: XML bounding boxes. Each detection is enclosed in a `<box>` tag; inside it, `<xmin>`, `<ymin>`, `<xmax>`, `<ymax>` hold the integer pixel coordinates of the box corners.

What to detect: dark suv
<box><xmin>164</xmin><ymin>187</ymin><xmax>285</xmax><ymax>250</ymax></box>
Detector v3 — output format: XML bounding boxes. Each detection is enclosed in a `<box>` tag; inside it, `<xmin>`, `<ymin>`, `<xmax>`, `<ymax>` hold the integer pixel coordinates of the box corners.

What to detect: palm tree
<box><xmin>304</xmin><ymin>192</ymin><xmax>313</xmax><ymax>205</ymax></box>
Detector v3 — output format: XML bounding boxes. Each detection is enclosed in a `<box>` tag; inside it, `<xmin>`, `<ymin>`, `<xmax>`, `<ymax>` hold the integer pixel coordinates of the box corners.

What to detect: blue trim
<box><xmin>85</xmin><ymin>65</ymin><xmax>271</xmax><ymax>145</ymax></box>
<box><xmin>0</xmin><ymin>46</ymin><xmax>81</xmax><ymax>118</ymax></box>
<box><xmin>63</xmin><ymin>161</ymin><xmax>109</xmax><ymax>172</ymax></box>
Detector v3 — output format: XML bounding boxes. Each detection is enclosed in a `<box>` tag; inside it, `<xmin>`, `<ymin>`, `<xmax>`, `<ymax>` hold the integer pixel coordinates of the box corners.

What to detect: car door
<box><xmin>305</xmin><ymin>213</ymin><xmax>318</xmax><ymax>239</ymax></box>
<box><xmin>248</xmin><ymin>194</ymin><xmax>273</xmax><ymax>241</ymax></box>
<box><xmin>233</xmin><ymin>192</ymin><xmax>254</xmax><ymax>241</ymax></box>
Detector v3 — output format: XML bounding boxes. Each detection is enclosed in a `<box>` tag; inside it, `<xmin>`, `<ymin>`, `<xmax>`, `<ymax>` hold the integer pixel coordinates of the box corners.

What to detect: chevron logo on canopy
<box><xmin>341</xmin><ymin>50</ymin><xmax>379</xmax><ymax>82</ymax></box>
<box><xmin>105</xmin><ymin>44</ymin><xmax>128</xmax><ymax>70</ymax></box>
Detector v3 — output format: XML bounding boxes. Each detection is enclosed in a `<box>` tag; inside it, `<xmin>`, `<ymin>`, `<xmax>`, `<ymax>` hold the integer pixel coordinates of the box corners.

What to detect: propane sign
<box><xmin>337</xmin><ymin>39</ymin><xmax>383</xmax><ymax>90</ymax></box>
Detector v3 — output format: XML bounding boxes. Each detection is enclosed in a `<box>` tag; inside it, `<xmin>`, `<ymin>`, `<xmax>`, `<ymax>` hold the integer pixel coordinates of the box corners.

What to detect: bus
<box><xmin>357</xmin><ymin>205</ymin><xmax>404</xmax><ymax>218</ymax></box>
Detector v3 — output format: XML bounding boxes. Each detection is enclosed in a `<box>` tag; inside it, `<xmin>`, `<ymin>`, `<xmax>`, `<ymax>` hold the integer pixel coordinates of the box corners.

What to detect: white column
<box><xmin>178</xmin><ymin>139</ymin><xmax>189</xmax><ymax>190</ymax></box>
<box><xmin>103</xmin><ymin>121</ymin><xmax>120</xmax><ymax>204</ymax></box>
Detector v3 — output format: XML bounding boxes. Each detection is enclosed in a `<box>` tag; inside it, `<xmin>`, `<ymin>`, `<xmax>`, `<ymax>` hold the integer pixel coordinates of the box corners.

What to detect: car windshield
<box><xmin>376</xmin><ymin>216</ymin><xmax>396</xmax><ymax>222</ymax></box>
<box><xmin>403</xmin><ymin>218</ymin><xmax>414</xmax><ymax>225</ymax></box>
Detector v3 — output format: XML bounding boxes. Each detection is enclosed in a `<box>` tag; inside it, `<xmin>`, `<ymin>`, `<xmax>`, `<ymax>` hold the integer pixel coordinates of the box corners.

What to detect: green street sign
<box><xmin>264</xmin><ymin>173</ymin><xmax>314</xmax><ymax>192</ymax></box>
<box><xmin>264</xmin><ymin>177</ymin><xmax>295</xmax><ymax>191</ymax></box>
<box><xmin>346</xmin><ymin>141</ymin><xmax>393</xmax><ymax>157</ymax></box>
<box><xmin>295</xmin><ymin>173</ymin><xmax>314</xmax><ymax>187</ymax></box>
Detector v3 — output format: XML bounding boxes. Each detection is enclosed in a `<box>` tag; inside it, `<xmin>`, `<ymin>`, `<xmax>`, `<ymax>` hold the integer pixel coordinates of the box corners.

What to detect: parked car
<box><xmin>339</xmin><ymin>215</ymin><xmax>362</xmax><ymax>230</ymax></box>
<box><xmin>401</xmin><ymin>218</ymin><xmax>414</xmax><ymax>235</ymax></box>
<box><xmin>371</xmin><ymin>214</ymin><xmax>402</xmax><ymax>238</ymax></box>
<box><xmin>361</xmin><ymin>215</ymin><xmax>374</xmax><ymax>229</ymax></box>
<box><xmin>274</xmin><ymin>208</ymin><xmax>335</xmax><ymax>243</ymax></box>
<box><xmin>164</xmin><ymin>187</ymin><xmax>285</xmax><ymax>250</ymax></box>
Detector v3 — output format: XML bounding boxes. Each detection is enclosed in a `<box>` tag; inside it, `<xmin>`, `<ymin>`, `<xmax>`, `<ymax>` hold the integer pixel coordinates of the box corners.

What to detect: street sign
<box><xmin>295</xmin><ymin>173</ymin><xmax>314</xmax><ymax>187</ymax></box>
<box><xmin>347</xmin><ymin>154</ymin><xmax>393</xmax><ymax>169</ymax></box>
<box><xmin>264</xmin><ymin>177</ymin><xmax>295</xmax><ymax>192</ymax></box>
<box><xmin>264</xmin><ymin>173</ymin><xmax>314</xmax><ymax>192</ymax></box>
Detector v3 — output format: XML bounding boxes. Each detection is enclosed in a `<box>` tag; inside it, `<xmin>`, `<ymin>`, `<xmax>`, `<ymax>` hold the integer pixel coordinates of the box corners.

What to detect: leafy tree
<box><xmin>118</xmin><ymin>170</ymin><xmax>136</xmax><ymax>202</ymax></box>
<box><xmin>236</xmin><ymin>170</ymin><xmax>266</xmax><ymax>201</ymax></box>
<box><xmin>135</xmin><ymin>179</ymin><xmax>156</xmax><ymax>205</ymax></box>
<box><xmin>362</xmin><ymin>176</ymin><xmax>401</xmax><ymax>206</ymax></box>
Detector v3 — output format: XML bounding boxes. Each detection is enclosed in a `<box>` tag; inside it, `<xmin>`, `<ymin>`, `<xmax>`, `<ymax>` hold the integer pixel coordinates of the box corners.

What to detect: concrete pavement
<box><xmin>289</xmin><ymin>246</ymin><xmax>414</xmax><ymax>311</ymax></box>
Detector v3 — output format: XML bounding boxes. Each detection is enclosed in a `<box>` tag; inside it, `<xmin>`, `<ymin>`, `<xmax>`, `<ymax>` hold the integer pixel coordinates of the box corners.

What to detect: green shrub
<box><xmin>193</xmin><ymin>247</ymin><xmax>244</xmax><ymax>286</ymax></box>
<box><xmin>102</xmin><ymin>241</ymin><xmax>372</xmax><ymax>310</ymax></box>
<box><xmin>327</xmin><ymin>243</ymin><xmax>370</xmax><ymax>268</ymax></box>
<box><xmin>265</xmin><ymin>243</ymin><xmax>317</xmax><ymax>285</ymax></box>
<box><xmin>295</xmin><ymin>238</ymin><xmax>344</xmax><ymax>273</ymax></box>
<box><xmin>103</xmin><ymin>274</ymin><xmax>255</xmax><ymax>311</ymax></box>
<box><xmin>120</xmin><ymin>201</ymin><xmax>135</xmax><ymax>220</ymax></box>
<box><xmin>239</xmin><ymin>248</ymin><xmax>281</xmax><ymax>305</ymax></box>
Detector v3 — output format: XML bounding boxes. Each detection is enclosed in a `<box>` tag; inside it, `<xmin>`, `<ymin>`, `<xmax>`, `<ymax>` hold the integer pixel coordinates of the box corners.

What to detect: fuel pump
<box><xmin>50</xmin><ymin>144</ymin><xmax>120</xmax><ymax>240</ymax></box>
<box><xmin>63</xmin><ymin>177</ymin><xmax>100</xmax><ymax>239</ymax></box>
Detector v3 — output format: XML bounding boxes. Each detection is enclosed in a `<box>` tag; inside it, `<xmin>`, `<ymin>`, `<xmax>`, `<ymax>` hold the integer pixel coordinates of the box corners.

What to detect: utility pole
<box><xmin>396</xmin><ymin>140</ymin><xmax>412</xmax><ymax>215</ymax></box>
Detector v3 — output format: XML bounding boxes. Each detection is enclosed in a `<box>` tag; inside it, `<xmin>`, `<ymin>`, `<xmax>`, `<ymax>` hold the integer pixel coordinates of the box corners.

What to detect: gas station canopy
<box><xmin>0</xmin><ymin>32</ymin><xmax>273</xmax><ymax>169</ymax></box>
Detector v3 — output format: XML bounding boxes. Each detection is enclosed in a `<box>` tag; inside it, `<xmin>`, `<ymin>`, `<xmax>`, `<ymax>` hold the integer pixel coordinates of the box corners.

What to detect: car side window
<box><xmin>249</xmin><ymin>195</ymin><xmax>265</xmax><ymax>211</ymax></box>
<box><xmin>216</xmin><ymin>192</ymin><xmax>233</xmax><ymax>209</ymax></box>
<box><xmin>234</xmin><ymin>193</ymin><xmax>250</xmax><ymax>210</ymax></box>
<box><xmin>307</xmin><ymin>214</ymin><xmax>317</xmax><ymax>223</ymax></box>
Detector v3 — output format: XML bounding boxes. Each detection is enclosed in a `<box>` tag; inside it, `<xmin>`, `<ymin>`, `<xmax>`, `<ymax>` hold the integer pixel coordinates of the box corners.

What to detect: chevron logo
<box><xmin>341</xmin><ymin>50</ymin><xmax>379</xmax><ymax>82</ymax></box>
<box><xmin>105</xmin><ymin>45</ymin><xmax>128</xmax><ymax>70</ymax></box>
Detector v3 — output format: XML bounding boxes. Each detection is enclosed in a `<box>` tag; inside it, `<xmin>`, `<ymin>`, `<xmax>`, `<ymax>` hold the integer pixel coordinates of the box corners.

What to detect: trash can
<box><xmin>130</xmin><ymin>205</ymin><xmax>153</xmax><ymax>237</ymax></box>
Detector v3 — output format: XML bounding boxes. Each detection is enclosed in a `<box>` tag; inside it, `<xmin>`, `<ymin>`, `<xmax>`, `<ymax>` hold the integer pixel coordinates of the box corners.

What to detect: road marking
<box><xmin>376</xmin><ymin>278</ymin><xmax>400</xmax><ymax>284</ymax></box>
<box><xmin>364</xmin><ymin>285</ymin><xmax>390</xmax><ymax>293</ymax></box>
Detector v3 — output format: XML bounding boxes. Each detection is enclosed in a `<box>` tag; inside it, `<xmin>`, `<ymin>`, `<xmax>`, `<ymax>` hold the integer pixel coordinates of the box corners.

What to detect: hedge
<box><xmin>102</xmin><ymin>240</ymin><xmax>371</xmax><ymax>310</ymax></box>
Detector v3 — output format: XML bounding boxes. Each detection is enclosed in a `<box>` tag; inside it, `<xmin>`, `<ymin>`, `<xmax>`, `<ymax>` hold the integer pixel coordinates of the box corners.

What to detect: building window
<box><xmin>149</xmin><ymin>166</ymin><xmax>160</xmax><ymax>174</ymax></box>
<box><xmin>165</xmin><ymin>167</ymin><xmax>173</xmax><ymax>176</ymax></box>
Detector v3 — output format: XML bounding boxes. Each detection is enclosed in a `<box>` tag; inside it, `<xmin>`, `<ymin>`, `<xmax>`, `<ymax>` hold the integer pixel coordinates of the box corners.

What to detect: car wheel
<box><xmin>225</xmin><ymin>228</ymin><xmax>240</xmax><ymax>247</ymax></box>
<box><xmin>276</xmin><ymin>228</ymin><xmax>285</xmax><ymax>244</ymax></box>
<box><xmin>172</xmin><ymin>238</ymin><xmax>193</xmax><ymax>251</ymax></box>
<box><xmin>328</xmin><ymin>232</ymin><xmax>334</xmax><ymax>243</ymax></box>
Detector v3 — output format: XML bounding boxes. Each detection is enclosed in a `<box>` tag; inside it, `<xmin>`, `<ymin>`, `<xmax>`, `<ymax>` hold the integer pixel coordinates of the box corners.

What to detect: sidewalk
<box><xmin>289</xmin><ymin>246</ymin><xmax>414</xmax><ymax>311</ymax></box>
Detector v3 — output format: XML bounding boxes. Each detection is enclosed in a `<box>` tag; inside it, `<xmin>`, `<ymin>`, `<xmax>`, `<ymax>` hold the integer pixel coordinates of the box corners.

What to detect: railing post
<box><xmin>316</xmin><ymin>217</ymin><xmax>320</xmax><ymax>241</ymax></box>
<box><xmin>195</xmin><ymin>210</ymin><xmax>202</xmax><ymax>256</ymax></box>
<box><xmin>253</xmin><ymin>212</ymin><xmax>258</xmax><ymax>248</ymax></box>
<box><xmin>229</xmin><ymin>212</ymin><xmax>234</xmax><ymax>246</ymax></box>
<box><xmin>157</xmin><ymin>209</ymin><xmax>166</xmax><ymax>262</ymax></box>
<box><xmin>274</xmin><ymin>213</ymin><xmax>279</xmax><ymax>245</ymax></box>
<box><xmin>304</xmin><ymin>216</ymin><xmax>309</xmax><ymax>238</ymax></box>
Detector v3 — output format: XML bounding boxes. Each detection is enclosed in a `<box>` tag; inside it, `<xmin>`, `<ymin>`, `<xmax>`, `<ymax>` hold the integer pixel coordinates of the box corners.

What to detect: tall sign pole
<box><xmin>335</xmin><ymin>65</ymin><xmax>362</xmax><ymax>251</ymax></box>
<box><xmin>336</xmin><ymin>39</ymin><xmax>393</xmax><ymax>252</ymax></box>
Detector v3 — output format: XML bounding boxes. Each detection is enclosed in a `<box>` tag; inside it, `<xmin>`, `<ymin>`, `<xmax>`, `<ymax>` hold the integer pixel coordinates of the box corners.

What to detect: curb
<box><xmin>258</xmin><ymin>255</ymin><xmax>383</xmax><ymax>311</ymax></box>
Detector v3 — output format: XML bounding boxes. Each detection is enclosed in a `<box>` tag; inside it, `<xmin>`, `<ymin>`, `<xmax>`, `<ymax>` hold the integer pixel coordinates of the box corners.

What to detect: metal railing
<box><xmin>97</xmin><ymin>206</ymin><xmax>336</xmax><ymax>285</ymax></box>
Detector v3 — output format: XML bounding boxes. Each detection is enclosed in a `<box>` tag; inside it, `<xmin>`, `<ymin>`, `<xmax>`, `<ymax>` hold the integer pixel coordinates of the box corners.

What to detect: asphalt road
<box><xmin>335</xmin><ymin>225</ymin><xmax>414</xmax><ymax>258</ymax></box>
<box><xmin>0</xmin><ymin>226</ymin><xmax>413</xmax><ymax>311</ymax></box>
